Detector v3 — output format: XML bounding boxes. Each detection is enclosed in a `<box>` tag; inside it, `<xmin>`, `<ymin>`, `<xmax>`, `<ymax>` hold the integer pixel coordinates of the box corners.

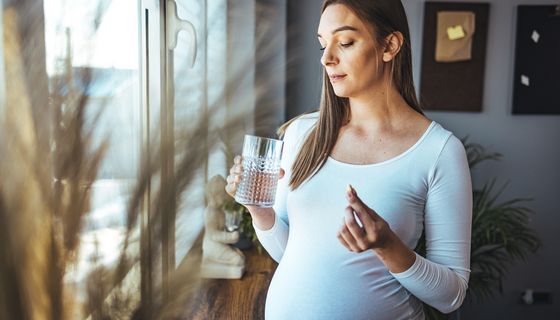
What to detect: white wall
<box><xmin>287</xmin><ymin>1</ymin><xmax>560</xmax><ymax>318</ymax></box>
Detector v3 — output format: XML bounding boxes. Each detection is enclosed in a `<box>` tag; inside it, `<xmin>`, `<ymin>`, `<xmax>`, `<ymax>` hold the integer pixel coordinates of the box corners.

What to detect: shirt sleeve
<box><xmin>253</xmin><ymin>119</ymin><xmax>301</xmax><ymax>262</ymax></box>
<box><xmin>390</xmin><ymin>134</ymin><xmax>472</xmax><ymax>314</ymax></box>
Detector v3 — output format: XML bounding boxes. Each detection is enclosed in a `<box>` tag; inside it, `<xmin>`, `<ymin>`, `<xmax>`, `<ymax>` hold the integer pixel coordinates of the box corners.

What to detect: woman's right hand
<box><xmin>225</xmin><ymin>155</ymin><xmax>244</xmax><ymax>199</ymax></box>
<box><xmin>225</xmin><ymin>155</ymin><xmax>284</xmax><ymax>230</ymax></box>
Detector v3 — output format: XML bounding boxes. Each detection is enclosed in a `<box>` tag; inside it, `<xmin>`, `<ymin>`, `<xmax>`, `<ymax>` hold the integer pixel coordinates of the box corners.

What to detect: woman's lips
<box><xmin>329</xmin><ymin>74</ymin><xmax>347</xmax><ymax>82</ymax></box>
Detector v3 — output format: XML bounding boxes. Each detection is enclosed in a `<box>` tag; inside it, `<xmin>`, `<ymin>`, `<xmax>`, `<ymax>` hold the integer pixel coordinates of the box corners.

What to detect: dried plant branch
<box><xmin>1</xmin><ymin>1</ymin><xmax>285</xmax><ymax>319</ymax></box>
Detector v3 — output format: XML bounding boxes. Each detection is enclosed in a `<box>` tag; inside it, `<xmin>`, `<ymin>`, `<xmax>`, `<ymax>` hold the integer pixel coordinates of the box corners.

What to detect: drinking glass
<box><xmin>234</xmin><ymin>135</ymin><xmax>283</xmax><ymax>207</ymax></box>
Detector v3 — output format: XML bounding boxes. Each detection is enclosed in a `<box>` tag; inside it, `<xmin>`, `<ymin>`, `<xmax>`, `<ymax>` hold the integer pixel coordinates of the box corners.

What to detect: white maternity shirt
<box><xmin>254</xmin><ymin>112</ymin><xmax>472</xmax><ymax>320</ymax></box>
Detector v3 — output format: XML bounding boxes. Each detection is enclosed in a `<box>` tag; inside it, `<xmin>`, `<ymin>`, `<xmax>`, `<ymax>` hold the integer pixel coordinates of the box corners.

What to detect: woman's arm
<box><xmin>249</xmin><ymin>207</ymin><xmax>276</xmax><ymax>230</ymax></box>
<box><xmin>337</xmin><ymin>135</ymin><xmax>472</xmax><ymax>314</ymax></box>
<box><xmin>237</xmin><ymin>118</ymin><xmax>303</xmax><ymax>262</ymax></box>
<box><xmin>252</xmin><ymin>207</ymin><xmax>289</xmax><ymax>262</ymax></box>
<box><xmin>391</xmin><ymin>135</ymin><xmax>472</xmax><ymax>313</ymax></box>
<box><xmin>252</xmin><ymin>117</ymin><xmax>302</xmax><ymax>261</ymax></box>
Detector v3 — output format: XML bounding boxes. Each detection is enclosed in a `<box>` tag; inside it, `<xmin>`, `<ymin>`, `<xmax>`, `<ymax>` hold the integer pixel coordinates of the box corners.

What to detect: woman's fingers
<box><xmin>336</xmin><ymin>186</ymin><xmax>395</xmax><ymax>253</ymax></box>
<box><xmin>352</xmin><ymin>206</ymin><xmax>375</xmax><ymax>231</ymax></box>
<box><xmin>337</xmin><ymin>185</ymin><xmax>393</xmax><ymax>253</ymax></box>
<box><xmin>343</xmin><ymin>186</ymin><xmax>395</xmax><ymax>250</ymax></box>
<box><xmin>336</xmin><ymin>230</ymin><xmax>352</xmax><ymax>251</ymax></box>
<box><xmin>225</xmin><ymin>155</ymin><xmax>244</xmax><ymax>197</ymax></box>
<box><xmin>346</xmin><ymin>185</ymin><xmax>381</xmax><ymax>222</ymax></box>
<box><xmin>344</xmin><ymin>207</ymin><xmax>365</xmax><ymax>242</ymax></box>
<box><xmin>230</xmin><ymin>164</ymin><xmax>243</xmax><ymax>175</ymax></box>
<box><xmin>279</xmin><ymin>168</ymin><xmax>285</xmax><ymax>179</ymax></box>
<box><xmin>225</xmin><ymin>175</ymin><xmax>240</xmax><ymax>197</ymax></box>
<box><xmin>226</xmin><ymin>173</ymin><xmax>241</xmax><ymax>184</ymax></box>
<box><xmin>225</xmin><ymin>182</ymin><xmax>236</xmax><ymax>197</ymax></box>
<box><xmin>337</xmin><ymin>218</ymin><xmax>360</xmax><ymax>252</ymax></box>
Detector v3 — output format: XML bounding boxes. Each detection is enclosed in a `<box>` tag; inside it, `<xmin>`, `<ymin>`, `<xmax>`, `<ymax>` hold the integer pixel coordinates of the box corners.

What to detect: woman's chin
<box><xmin>332</xmin><ymin>88</ymin><xmax>350</xmax><ymax>98</ymax></box>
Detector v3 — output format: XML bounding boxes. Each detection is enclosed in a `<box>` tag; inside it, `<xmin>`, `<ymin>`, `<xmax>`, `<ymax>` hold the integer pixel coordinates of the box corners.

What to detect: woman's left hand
<box><xmin>337</xmin><ymin>185</ymin><xmax>396</xmax><ymax>253</ymax></box>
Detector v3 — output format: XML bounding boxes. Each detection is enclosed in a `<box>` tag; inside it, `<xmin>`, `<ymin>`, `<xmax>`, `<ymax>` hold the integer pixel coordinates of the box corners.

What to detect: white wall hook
<box><xmin>167</xmin><ymin>0</ymin><xmax>197</xmax><ymax>67</ymax></box>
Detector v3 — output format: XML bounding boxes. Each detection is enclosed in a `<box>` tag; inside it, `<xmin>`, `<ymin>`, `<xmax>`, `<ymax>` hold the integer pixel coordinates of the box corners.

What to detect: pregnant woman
<box><xmin>226</xmin><ymin>1</ymin><xmax>472</xmax><ymax>319</ymax></box>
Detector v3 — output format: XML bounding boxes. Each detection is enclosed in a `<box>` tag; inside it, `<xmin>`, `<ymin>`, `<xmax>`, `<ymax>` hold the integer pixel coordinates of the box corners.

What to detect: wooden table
<box><xmin>184</xmin><ymin>248</ymin><xmax>277</xmax><ymax>320</ymax></box>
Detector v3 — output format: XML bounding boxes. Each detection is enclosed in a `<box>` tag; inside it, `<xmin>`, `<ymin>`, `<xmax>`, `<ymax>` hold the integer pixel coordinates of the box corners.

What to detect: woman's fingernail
<box><xmin>346</xmin><ymin>184</ymin><xmax>355</xmax><ymax>198</ymax></box>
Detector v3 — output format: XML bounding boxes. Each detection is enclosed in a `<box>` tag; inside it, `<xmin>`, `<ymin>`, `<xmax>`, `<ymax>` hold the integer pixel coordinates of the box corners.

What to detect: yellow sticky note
<box><xmin>447</xmin><ymin>25</ymin><xmax>466</xmax><ymax>40</ymax></box>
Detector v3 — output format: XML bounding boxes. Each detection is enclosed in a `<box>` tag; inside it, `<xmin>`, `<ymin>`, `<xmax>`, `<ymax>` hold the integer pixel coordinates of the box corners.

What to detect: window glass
<box><xmin>44</xmin><ymin>0</ymin><xmax>141</xmax><ymax>311</ymax></box>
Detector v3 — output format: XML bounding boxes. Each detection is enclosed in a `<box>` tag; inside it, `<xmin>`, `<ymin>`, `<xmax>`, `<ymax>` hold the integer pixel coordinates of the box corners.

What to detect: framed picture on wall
<box><xmin>512</xmin><ymin>5</ymin><xmax>560</xmax><ymax>115</ymax></box>
<box><xmin>419</xmin><ymin>2</ymin><xmax>490</xmax><ymax>112</ymax></box>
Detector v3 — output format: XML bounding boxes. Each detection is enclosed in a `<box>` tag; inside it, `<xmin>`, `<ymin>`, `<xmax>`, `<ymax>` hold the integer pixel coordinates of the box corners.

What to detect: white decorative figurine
<box><xmin>200</xmin><ymin>175</ymin><xmax>245</xmax><ymax>279</ymax></box>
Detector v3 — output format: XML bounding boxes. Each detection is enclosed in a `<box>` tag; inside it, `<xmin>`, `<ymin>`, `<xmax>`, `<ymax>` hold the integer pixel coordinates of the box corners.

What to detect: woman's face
<box><xmin>317</xmin><ymin>4</ymin><xmax>385</xmax><ymax>98</ymax></box>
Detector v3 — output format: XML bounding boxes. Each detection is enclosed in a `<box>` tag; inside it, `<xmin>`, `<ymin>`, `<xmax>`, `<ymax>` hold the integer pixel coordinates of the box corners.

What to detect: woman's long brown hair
<box><xmin>279</xmin><ymin>0</ymin><xmax>423</xmax><ymax>190</ymax></box>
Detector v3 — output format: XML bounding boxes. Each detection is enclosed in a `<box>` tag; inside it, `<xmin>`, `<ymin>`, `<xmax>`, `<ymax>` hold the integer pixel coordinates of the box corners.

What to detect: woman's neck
<box><xmin>346</xmin><ymin>86</ymin><xmax>412</xmax><ymax>132</ymax></box>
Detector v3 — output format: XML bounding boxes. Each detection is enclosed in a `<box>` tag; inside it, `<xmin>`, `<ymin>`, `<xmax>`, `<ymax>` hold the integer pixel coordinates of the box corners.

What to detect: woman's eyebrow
<box><xmin>317</xmin><ymin>25</ymin><xmax>359</xmax><ymax>38</ymax></box>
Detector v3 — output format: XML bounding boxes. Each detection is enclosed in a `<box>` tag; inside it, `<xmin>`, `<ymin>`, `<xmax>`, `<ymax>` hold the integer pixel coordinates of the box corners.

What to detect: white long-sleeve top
<box><xmin>254</xmin><ymin>112</ymin><xmax>472</xmax><ymax>320</ymax></box>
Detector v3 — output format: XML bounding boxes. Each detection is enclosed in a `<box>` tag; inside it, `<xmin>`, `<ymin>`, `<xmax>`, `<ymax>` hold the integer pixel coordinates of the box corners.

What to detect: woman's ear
<box><xmin>382</xmin><ymin>31</ymin><xmax>404</xmax><ymax>62</ymax></box>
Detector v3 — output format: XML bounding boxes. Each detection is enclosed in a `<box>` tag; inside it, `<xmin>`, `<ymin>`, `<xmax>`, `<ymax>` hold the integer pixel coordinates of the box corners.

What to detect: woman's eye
<box><xmin>319</xmin><ymin>41</ymin><xmax>353</xmax><ymax>51</ymax></box>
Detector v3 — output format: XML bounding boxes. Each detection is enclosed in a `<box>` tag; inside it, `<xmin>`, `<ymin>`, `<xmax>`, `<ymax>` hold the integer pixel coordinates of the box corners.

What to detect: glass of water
<box><xmin>234</xmin><ymin>135</ymin><xmax>283</xmax><ymax>207</ymax></box>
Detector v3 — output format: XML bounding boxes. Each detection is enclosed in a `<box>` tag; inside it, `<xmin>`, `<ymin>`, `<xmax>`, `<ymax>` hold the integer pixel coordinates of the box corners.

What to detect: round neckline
<box><xmin>328</xmin><ymin>121</ymin><xmax>436</xmax><ymax>167</ymax></box>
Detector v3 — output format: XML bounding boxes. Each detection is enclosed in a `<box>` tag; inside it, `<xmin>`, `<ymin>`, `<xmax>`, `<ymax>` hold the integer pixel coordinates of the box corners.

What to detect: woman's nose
<box><xmin>320</xmin><ymin>46</ymin><xmax>338</xmax><ymax>66</ymax></box>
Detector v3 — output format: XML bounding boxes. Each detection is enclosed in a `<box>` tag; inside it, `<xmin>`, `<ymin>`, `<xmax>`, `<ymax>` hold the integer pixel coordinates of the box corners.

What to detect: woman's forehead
<box><xmin>318</xmin><ymin>4</ymin><xmax>371</xmax><ymax>37</ymax></box>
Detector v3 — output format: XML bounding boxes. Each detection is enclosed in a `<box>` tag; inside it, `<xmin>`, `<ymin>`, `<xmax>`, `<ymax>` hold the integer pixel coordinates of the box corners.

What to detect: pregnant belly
<box><xmin>263</xmin><ymin>250</ymin><xmax>423</xmax><ymax>320</ymax></box>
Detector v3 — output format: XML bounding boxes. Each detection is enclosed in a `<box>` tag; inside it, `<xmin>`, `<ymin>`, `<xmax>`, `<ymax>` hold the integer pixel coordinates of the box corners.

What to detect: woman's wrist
<box><xmin>373</xmin><ymin>231</ymin><xmax>416</xmax><ymax>273</ymax></box>
<box><xmin>247</xmin><ymin>206</ymin><xmax>276</xmax><ymax>230</ymax></box>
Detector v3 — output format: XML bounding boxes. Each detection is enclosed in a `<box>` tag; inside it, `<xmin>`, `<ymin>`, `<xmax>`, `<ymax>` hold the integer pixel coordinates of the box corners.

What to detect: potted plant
<box><xmin>222</xmin><ymin>197</ymin><xmax>264</xmax><ymax>253</ymax></box>
<box><xmin>415</xmin><ymin>138</ymin><xmax>541</xmax><ymax>320</ymax></box>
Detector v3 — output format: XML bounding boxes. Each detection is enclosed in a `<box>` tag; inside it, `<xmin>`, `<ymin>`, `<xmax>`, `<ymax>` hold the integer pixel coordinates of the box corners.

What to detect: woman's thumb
<box><xmin>279</xmin><ymin>168</ymin><xmax>285</xmax><ymax>179</ymax></box>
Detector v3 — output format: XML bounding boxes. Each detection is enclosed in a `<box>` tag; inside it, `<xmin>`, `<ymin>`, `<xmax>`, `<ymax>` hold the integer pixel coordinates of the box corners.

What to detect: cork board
<box><xmin>420</xmin><ymin>2</ymin><xmax>490</xmax><ymax>112</ymax></box>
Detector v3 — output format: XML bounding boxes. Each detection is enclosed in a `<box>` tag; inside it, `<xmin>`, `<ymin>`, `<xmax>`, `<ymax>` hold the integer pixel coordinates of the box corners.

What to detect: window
<box><xmin>42</xmin><ymin>0</ymin><xmax>258</xmax><ymax>313</ymax></box>
<box><xmin>43</xmin><ymin>0</ymin><xmax>142</xmax><ymax>311</ymax></box>
<box><xmin>1</xmin><ymin>0</ymin><xmax>285</xmax><ymax>316</ymax></box>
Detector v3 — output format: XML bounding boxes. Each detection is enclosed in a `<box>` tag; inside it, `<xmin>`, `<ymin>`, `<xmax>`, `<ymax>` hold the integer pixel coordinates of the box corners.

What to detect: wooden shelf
<box><xmin>184</xmin><ymin>248</ymin><xmax>277</xmax><ymax>320</ymax></box>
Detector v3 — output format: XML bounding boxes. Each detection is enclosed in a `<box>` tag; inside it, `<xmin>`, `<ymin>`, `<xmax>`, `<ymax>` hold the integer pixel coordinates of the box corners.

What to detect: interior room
<box><xmin>0</xmin><ymin>0</ymin><xmax>558</xmax><ymax>319</ymax></box>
